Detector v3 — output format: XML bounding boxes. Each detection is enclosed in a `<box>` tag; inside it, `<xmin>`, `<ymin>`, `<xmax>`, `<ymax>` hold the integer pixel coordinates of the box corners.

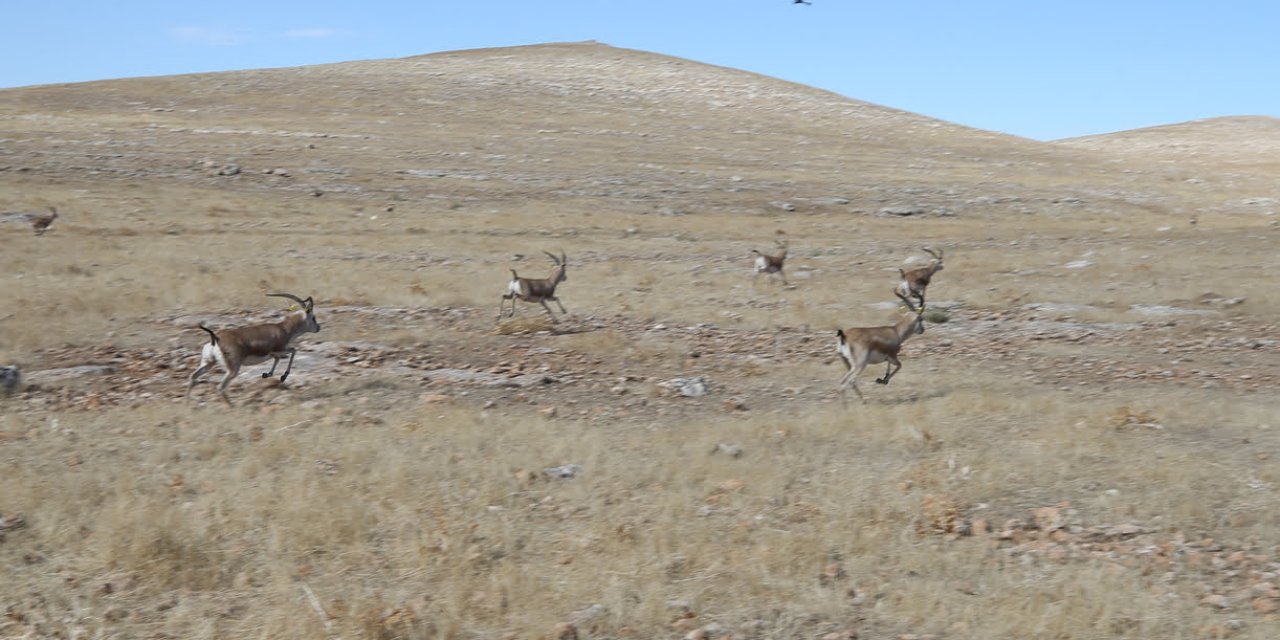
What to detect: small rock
<box><xmin>570</xmin><ymin>604</ymin><xmax>607</xmax><ymax>624</ymax></box>
<box><xmin>544</xmin><ymin>464</ymin><xmax>581</xmax><ymax>479</ymax></box>
<box><xmin>1108</xmin><ymin>523</ymin><xmax>1144</xmax><ymax>538</ymax></box>
<box><xmin>665</xmin><ymin>376</ymin><xmax>708</xmax><ymax>397</ymax></box>
<box><xmin>1201</xmin><ymin>594</ymin><xmax>1231</xmax><ymax>610</ymax></box>
<box><xmin>711</xmin><ymin>442</ymin><xmax>743</xmax><ymax>458</ymax></box>
<box><xmin>880</xmin><ymin>206</ymin><xmax>925</xmax><ymax>217</ymax></box>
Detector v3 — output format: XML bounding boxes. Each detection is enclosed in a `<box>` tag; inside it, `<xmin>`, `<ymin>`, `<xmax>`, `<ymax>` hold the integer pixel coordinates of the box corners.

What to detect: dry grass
<box><xmin>3</xmin><ymin>382</ymin><xmax>1276</xmax><ymax>638</ymax></box>
<box><xmin>3</xmin><ymin>42</ymin><xmax>1279</xmax><ymax>639</ymax></box>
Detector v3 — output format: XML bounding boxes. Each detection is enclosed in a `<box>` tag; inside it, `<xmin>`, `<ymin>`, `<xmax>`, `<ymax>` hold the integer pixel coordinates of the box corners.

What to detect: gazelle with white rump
<box><xmin>835</xmin><ymin>292</ymin><xmax>927</xmax><ymax>403</ymax></box>
<box><xmin>498</xmin><ymin>250</ymin><xmax>569</xmax><ymax>322</ymax></box>
<box><xmin>751</xmin><ymin>239</ymin><xmax>789</xmax><ymax>286</ymax></box>
<box><xmin>187</xmin><ymin>293</ymin><xmax>321</xmax><ymax>406</ymax></box>
<box><xmin>895</xmin><ymin>247</ymin><xmax>943</xmax><ymax>307</ymax></box>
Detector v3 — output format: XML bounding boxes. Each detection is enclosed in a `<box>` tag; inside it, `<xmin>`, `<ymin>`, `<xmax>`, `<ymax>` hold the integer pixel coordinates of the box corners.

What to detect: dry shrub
<box><xmin>917</xmin><ymin>493</ymin><xmax>966</xmax><ymax>536</ymax></box>
<box><xmin>494</xmin><ymin>315</ymin><xmax>554</xmax><ymax>335</ymax></box>
<box><xmin>1107</xmin><ymin>405</ymin><xmax>1162</xmax><ymax>429</ymax></box>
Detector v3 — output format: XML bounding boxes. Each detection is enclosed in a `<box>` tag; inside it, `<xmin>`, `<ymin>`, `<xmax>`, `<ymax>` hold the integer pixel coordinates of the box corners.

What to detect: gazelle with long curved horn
<box><xmin>895</xmin><ymin>247</ymin><xmax>943</xmax><ymax>306</ymax></box>
<box><xmin>499</xmin><ymin>250</ymin><xmax>569</xmax><ymax>322</ymax></box>
<box><xmin>187</xmin><ymin>293</ymin><xmax>321</xmax><ymax>406</ymax></box>
<box><xmin>834</xmin><ymin>292</ymin><xmax>926</xmax><ymax>403</ymax></box>
<box><xmin>29</xmin><ymin>206</ymin><xmax>58</xmax><ymax>235</ymax></box>
<box><xmin>751</xmin><ymin>239</ymin><xmax>789</xmax><ymax>286</ymax></box>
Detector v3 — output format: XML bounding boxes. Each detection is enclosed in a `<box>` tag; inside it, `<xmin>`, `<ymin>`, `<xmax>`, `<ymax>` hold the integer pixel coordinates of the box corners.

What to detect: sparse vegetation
<box><xmin>1</xmin><ymin>42</ymin><xmax>1277</xmax><ymax>639</ymax></box>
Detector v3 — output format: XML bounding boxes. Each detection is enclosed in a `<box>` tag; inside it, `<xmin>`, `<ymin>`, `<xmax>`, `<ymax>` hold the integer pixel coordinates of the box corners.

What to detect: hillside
<box><xmin>1</xmin><ymin>43</ymin><xmax>1277</xmax><ymax>640</ymax></box>
<box><xmin>2</xmin><ymin>41</ymin><xmax>1222</xmax><ymax>221</ymax></box>
<box><xmin>1056</xmin><ymin>116</ymin><xmax>1280</xmax><ymax>166</ymax></box>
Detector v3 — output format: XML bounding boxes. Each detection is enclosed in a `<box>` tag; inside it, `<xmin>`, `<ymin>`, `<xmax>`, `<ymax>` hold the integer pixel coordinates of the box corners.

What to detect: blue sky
<box><xmin>2</xmin><ymin>1</ymin><xmax>1278</xmax><ymax>140</ymax></box>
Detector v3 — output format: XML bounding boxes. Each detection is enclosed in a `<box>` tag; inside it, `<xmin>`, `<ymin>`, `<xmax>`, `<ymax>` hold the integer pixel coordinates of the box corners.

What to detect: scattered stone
<box><xmin>569</xmin><ymin>603</ymin><xmax>607</xmax><ymax>624</ymax></box>
<box><xmin>23</xmin><ymin>365</ymin><xmax>116</xmax><ymax>384</ymax></box>
<box><xmin>880</xmin><ymin>206</ymin><xmax>925</xmax><ymax>217</ymax></box>
<box><xmin>1201</xmin><ymin>594</ymin><xmax>1231</xmax><ymax>610</ymax></box>
<box><xmin>1198</xmin><ymin>292</ymin><xmax>1247</xmax><ymax>308</ymax></box>
<box><xmin>1107</xmin><ymin>523</ymin><xmax>1145</xmax><ymax>538</ymax></box>
<box><xmin>711</xmin><ymin>442</ymin><xmax>743</xmax><ymax>458</ymax></box>
<box><xmin>422</xmin><ymin>368</ymin><xmax>558</xmax><ymax>388</ymax></box>
<box><xmin>662</xmin><ymin>376</ymin><xmax>708</xmax><ymax>397</ymax></box>
<box><xmin>544</xmin><ymin>464</ymin><xmax>582</xmax><ymax>479</ymax></box>
<box><xmin>1129</xmin><ymin>304</ymin><xmax>1216</xmax><ymax>317</ymax></box>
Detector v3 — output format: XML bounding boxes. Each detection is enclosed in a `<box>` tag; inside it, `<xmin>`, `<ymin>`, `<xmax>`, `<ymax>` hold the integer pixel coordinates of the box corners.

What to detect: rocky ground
<box><xmin>7</xmin><ymin>300</ymin><xmax>1276</xmax><ymax>420</ymax></box>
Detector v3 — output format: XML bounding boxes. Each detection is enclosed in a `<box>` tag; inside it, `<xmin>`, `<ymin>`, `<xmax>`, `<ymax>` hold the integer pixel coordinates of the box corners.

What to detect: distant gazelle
<box><xmin>895</xmin><ymin>247</ymin><xmax>943</xmax><ymax>307</ymax></box>
<box><xmin>499</xmin><ymin>250</ymin><xmax>569</xmax><ymax>322</ymax></box>
<box><xmin>187</xmin><ymin>293</ymin><xmax>321</xmax><ymax>406</ymax></box>
<box><xmin>12</xmin><ymin>206</ymin><xmax>60</xmax><ymax>236</ymax></box>
<box><xmin>835</xmin><ymin>292</ymin><xmax>926</xmax><ymax>403</ymax></box>
<box><xmin>751</xmin><ymin>240</ymin><xmax>789</xmax><ymax>286</ymax></box>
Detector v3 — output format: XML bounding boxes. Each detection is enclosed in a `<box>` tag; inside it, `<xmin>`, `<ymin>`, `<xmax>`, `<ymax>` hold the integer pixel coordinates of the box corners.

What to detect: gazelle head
<box><xmin>266</xmin><ymin>292</ymin><xmax>321</xmax><ymax>333</ymax></box>
<box><xmin>922</xmin><ymin>247</ymin><xmax>943</xmax><ymax>272</ymax></box>
<box><xmin>544</xmin><ymin>250</ymin><xmax>568</xmax><ymax>283</ymax></box>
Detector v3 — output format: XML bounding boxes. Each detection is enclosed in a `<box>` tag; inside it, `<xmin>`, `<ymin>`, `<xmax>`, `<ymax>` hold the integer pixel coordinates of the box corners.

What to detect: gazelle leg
<box><xmin>279</xmin><ymin>348</ymin><xmax>298</xmax><ymax>383</ymax></box>
<box><xmin>187</xmin><ymin>362</ymin><xmax>212</xmax><ymax>397</ymax></box>
<box><xmin>539</xmin><ymin>300</ymin><xmax>559</xmax><ymax>322</ymax></box>
<box><xmin>875</xmin><ymin>357</ymin><xmax>901</xmax><ymax>385</ymax></box>
<box><xmin>262</xmin><ymin>355</ymin><xmax>281</xmax><ymax>378</ymax></box>
<box><xmin>216</xmin><ymin>365</ymin><xmax>241</xmax><ymax>407</ymax></box>
<box><xmin>837</xmin><ymin>359</ymin><xmax>868</xmax><ymax>404</ymax></box>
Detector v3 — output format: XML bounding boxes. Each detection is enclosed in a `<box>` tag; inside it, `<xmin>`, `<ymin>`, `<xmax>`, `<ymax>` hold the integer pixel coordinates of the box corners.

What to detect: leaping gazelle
<box><xmin>499</xmin><ymin>250</ymin><xmax>569</xmax><ymax>322</ymax></box>
<box><xmin>835</xmin><ymin>292</ymin><xmax>926</xmax><ymax>403</ymax></box>
<box><xmin>751</xmin><ymin>240</ymin><xmax>789</xmax><ymax>286</ymax></box>
<box><xmin>895</xmin><ymin>247</ymin><xmax>943</xmax><ymax>307</ymax></box>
